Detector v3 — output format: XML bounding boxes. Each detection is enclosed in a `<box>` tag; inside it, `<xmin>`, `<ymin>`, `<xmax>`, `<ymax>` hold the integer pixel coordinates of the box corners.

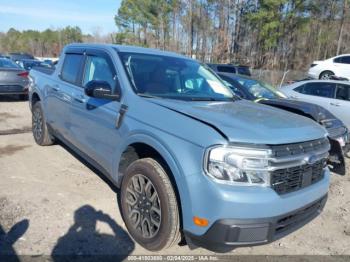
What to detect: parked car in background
<box><xmin>9</xmin><ymin>52</ymin><xmax>35</xmax><ymax>62</ymax></box>
<box><xmin>43</xmin><ymin>59</ymin><xmax>54</xmax><ymax>67</ymax></box>
<box><xmin>0</xmin><ymin>53</ymin><xmax>10</xmax><ymax>59</ymax></box>
<box><xmin>207</xmin><ymin>63</ymin><xmax>251</xmax><ymax>76</ymax></box>
<box><xmin>17</xmin><ymin>59</ymin><xmax>52</xmax><ymax>71</ymax></box>
<box><xmin>280</xmin><ymin>80</ymin><xmax>350</xmax><ymax>131</ymax></box>
<box><xmin>308</xmin><ymin>54</ymin><xmax>350</xmax><ymax>80</ymax></box>
<box><xmin>29</xmin><ymin>43</ymin><xmax>331</xmax><ymax>252</ymax></box>
<box><xmin>219</xmin><ymin>73</ymin><xmax>350</xmax><ymax>174</ymax></box>
<box><xmin>0</xmin><ymin>58</ymin><xmax>29</xmax><ymax>99</ymax></box>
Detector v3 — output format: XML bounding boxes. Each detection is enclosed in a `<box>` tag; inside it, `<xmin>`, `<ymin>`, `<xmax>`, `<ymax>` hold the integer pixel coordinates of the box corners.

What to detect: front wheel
<box><xmin>120</xmin><ymin>158</ymin><xmax>181</xmax><ymax>251</ymax></box>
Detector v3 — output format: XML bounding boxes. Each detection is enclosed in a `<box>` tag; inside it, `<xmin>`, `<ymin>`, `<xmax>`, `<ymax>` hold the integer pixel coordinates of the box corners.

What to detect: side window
<box><xmin>334</xmin><ymin>56</ymin><xmax>350</xmax><ymax>64</ymax></box>
<box><xmin>341</xmin><ymin>56</ymin><xmax>350</xmax><ymax>64</ymax></box>
<box><xmin>301</xmin><ymin>82</ymin><xmax>336</xmax><ymax>98</ymax></box>
<box><xmin>217</xmin><ymin>66</ymin><xmax>236</xmax><ymax>74</ymax></box>
<box><xmin>334</xmin><ymin>57</ymin><xmax>343</xmax><ymax>63</ymax></box>
<box><xmin>61</xmin><ymin>54</ymin><xmax>84</xmax><ymax>84</ymax></box>
<box><xmin>294</xmin><ymin>84</ymin><xmax>305</xmax><ymax>94</ymax></box>
<box><xmin>83</xmin><ymin>55</ymin><xmax>116</xmax><ymax>90</ymax></box>
<box><xmin>294</xmin><ymin>83</ymin><xmax>335</xmax><ymax>98</ymax></box>
<box><xmin>336</xmin><ymin>84</ymin><xmax>350</xmax><ymax>101</ymax></box>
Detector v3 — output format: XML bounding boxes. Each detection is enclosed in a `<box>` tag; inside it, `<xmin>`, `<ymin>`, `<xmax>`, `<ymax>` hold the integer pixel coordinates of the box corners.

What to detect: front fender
<box><xmin>112</xmin><ymin>130</ymin><xmax>204</xmax><ymax>232</ymax></box>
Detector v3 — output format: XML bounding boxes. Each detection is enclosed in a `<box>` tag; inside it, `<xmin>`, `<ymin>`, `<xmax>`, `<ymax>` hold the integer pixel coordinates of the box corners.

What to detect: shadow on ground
<box><xmin>0</xmin><ymin>95</ymin><xmax>27</xmax><ymax>103</ymax></box>
<box><xmin>51</xmin><ymin>205</ymin><xmax>134</xmax><ymax>260</ymax></box>
<box><xmin>0</xmin><ymin>219</ymin><xmax>29</xmax><ymax>261</ymax></box>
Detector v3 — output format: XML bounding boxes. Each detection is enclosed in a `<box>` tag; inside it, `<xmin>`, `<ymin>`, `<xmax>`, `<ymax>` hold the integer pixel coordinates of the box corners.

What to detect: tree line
<box><xmin>0</xmin><ymin>26</ymin><xmax>113</xmax><ymax>58</ymax></box>
<box><xmin>0</xmin><ymin>0</ymin><xmax>348</xmax><ymax>70</ymax></box>
<box><xmin>115</xmin><ymin>0</ymin><xmax>350</xmax><ymax>70</ymax></box>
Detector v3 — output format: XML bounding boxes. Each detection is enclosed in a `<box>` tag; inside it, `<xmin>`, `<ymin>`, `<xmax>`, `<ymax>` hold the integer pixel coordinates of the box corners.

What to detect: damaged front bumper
<box><xmin>328</xmin><ymin>129</ymin><xmax>349</xmax><ymax>175</ymax></box>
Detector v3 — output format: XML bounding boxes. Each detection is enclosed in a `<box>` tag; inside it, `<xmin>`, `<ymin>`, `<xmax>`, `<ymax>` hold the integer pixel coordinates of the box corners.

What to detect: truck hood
<box><xmin>149</xmin><ymin>99</ymin><xmax>327</xmax><ymax>145</ymax></box>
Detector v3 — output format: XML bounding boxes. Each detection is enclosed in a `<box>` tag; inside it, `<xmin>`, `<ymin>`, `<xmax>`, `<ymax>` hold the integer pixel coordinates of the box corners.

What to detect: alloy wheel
<box><xmin>125</xmin><ymin>174</ymin><xmax>162</xmax><ymax>238</ymax></box>
<box><xmin>32</xmin><ymin>109</ymin><xmax>43</xmax><ymax>141</ymax></box>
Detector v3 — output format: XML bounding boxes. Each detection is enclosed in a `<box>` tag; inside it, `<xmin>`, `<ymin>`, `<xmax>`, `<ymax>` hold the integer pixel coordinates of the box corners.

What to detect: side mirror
<box><xmin>85</xmin><ymin>80</ymin><xmax>120</xmax><ymax>100</ymax></box>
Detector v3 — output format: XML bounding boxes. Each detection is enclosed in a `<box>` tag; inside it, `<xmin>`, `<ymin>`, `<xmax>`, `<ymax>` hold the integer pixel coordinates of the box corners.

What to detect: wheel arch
<box><xmin>30</xmin><ymin>92</ymin><xmax>41</xmax><ymax>110</ymax></box>
<box><xmin>319</xmin><ymin>70</ymin><xmax>335</xmax><ymax>79</ymax></box>
<box><xmin>115</xmin><ymin>133</ymin><xmax>190</xmax><ymax>232</ymax></box>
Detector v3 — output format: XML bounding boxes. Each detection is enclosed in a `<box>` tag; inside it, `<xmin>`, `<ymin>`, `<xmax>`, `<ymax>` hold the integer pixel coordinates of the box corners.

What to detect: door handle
<box><xmin>73</xmin><ymin>95</ymin><xmax>86</xmax><ymax>104</ymax></box>
<box><xmin>330</xmin><ymin>102</ymin><xmax>340</xmax><ymax>107</ymax></box>
<box><xmin>290</xmin><ymin>95</ymin><xmax>299</xmax><ymax>99</ymax></box>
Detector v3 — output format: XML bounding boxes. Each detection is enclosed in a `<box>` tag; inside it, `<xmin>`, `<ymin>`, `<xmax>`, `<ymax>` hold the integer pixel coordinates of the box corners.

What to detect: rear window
<box><xmin>295</xmin><ymin>82</ymin><xmax>336</xmax><ymax>98</ymax></box>
<box><xmin>61</xmin><ymin>54</ymin><xmax>84</xmax><ymax>84</ymax></box>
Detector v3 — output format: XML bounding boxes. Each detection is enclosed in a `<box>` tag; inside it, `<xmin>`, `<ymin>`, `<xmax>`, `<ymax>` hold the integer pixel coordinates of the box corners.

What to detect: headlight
<box><xmin>204</xmin><ymin>146</ymin><xmax>272</xmax><ymax>186</ymax></box>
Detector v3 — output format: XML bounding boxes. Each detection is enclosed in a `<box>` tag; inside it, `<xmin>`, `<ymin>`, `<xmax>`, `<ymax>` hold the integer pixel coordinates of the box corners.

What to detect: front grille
<box><xmin>271</xmin><ymin>159</ymin><xmax>326</xmax><ymax>195</ymax></box>
<box><xmin>275</xmin><ymin>195</ymin><xmax>326</xmax><ymax>234</ymax></box>
<box><xmin>270</xmin><ymin>138</ymin><xmax>329</xmax><ymax>158</ymax></box>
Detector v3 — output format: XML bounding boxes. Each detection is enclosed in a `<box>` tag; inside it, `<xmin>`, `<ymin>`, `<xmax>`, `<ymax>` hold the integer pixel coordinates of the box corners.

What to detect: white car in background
<box><xmin>280</xmin><ymin>80</ymin><xmax>350</xmax><ymax>129</ymax></box>
<box><xmin>308</xmin><ymin>54</ymin><xmax>350</xmax><ymax>80</ymax></box>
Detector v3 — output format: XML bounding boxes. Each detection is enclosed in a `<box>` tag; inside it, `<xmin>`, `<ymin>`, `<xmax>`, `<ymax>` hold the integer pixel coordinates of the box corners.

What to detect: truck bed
<box><xmin>32</xmin><ymin>66</ymin><xmax>55</xmax><ymax>75</ymax></box>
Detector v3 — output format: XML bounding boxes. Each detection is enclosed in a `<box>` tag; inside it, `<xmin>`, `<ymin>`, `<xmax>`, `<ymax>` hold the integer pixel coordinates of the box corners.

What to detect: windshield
<box><xmin>236</xmin><ymin>77</ymin><xmax>281</xmax><ymax>100</ymax></box>
<box><xmin>0</xmin><ymin>58</ymin><xmax>21</xmax><ymax>69</ymax></box>
<box><xmin>119</xmin><ymin>52</ymin><xmax>235</xmax><ymax>101</ymax></box>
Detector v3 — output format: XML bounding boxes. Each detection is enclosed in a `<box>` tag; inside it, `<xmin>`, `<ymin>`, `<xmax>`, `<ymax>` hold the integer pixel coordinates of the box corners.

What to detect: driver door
<box><xmin>69</xmin><ymin>49</ymin><xmax>123</xmax><ymax>174</ymax></box>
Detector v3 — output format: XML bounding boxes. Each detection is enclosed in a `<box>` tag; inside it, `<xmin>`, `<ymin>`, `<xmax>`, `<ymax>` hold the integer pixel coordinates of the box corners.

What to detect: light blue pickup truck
<box><xmin>29</xmin><ymin>44</ymin><xmax>330</xmax><ymax>252</ymax></box>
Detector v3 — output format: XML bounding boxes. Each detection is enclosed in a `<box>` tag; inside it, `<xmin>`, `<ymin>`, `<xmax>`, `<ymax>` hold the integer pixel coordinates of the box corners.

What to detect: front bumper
<box><xmin>307</xmin><ymin>68</ymin><xmax>319</xmax><ymax>79</ymax></box>
<box><xmin>185</xmin><ymin>194</ymin><xmax>327</xmax><ymax>252</ymax></box>
<box><xmin>328</xmin><ymin>131</ymin><xmax>349</xmax><ymax>175</ymax></box>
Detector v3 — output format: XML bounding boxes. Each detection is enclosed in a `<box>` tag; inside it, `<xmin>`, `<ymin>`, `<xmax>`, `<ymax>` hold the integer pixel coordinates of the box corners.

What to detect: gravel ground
<box><xmin>0</xmin><ymin>95</ymin><xmax>349</xmax><ymax>259</ymax></box>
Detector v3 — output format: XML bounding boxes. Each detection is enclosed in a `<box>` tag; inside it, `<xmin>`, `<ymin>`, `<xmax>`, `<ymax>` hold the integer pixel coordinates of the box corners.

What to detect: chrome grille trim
<box><xmin>267</xmin><ymin>138</ymin><xmax>330</xmax><ymax>195</ymax></box>
<box><xmin>270</xmin><ymin>138</ymin><xmax>329</xmax><ymax>158</ymax></box>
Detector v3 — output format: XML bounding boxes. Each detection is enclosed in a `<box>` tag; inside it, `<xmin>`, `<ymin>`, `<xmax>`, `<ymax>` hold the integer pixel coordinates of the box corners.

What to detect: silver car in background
<box><xmin>0</xmin><ymin>58</ymin><xmax>30</xmax><ymax>99</ymax></box>
<box><xmin>280</xmin><ymin>80</ymin><xmax>350</xmax><ymax>129</ymax></box>
<box><xmin>280</xmin><ymin>80</ymin><xmax>350</xmax><ymax>158</ymax></box>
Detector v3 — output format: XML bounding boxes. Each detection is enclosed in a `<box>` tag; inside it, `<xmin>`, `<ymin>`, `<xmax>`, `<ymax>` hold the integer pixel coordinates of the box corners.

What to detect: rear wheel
<box><xmin>32</xmin><ymin>101</ymin><xmax>55</xmax><ymax>146</ymax></box>
<box><xmin>120</xmin><ymin>158</ymin><xmax>181</xmax><ymax>251</ymax></box>
<box><xmin>319</xmin><ymin>71</ymin><xmax>334</xmax><ymax>80</ymax></box>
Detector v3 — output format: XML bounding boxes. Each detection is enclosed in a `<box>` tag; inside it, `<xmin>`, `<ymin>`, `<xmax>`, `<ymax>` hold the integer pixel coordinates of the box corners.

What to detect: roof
<box><xmin>217</xmin><ymin>72</ymin><xmax>253</xmax><ymax>81</ymax></box>
<box><xmin>293</xmin><ymin>79</ymin><xmax>350</xmax><ymax>85</ymax></box>
<box><xmin>65</xmin><ymin>43</ymin><xmax>191</xmax><ymax>60</ymax></box>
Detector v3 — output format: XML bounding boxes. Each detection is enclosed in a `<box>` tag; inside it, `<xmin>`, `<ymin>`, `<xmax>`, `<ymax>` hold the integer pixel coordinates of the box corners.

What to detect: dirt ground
<box><xmin>0</xmin><ymin>95</ymin><xmax>349</xmax><ymax>259</ymax></box>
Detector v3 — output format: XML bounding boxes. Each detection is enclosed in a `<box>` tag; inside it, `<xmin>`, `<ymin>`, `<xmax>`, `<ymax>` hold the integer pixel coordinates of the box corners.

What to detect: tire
<box><xmin>32</xmin><ymin>101</ymin><xmax>55</xmax><ymax>146</ymax></box>
<box><xmin>120</xmin><ymin>158</ymin><xmax>181</xmax><ymax>251</ymax></box>
<box><xmin>319</xmin><ymin>70</ymin><xmax>334</xmax><ymax>80</ymax></box>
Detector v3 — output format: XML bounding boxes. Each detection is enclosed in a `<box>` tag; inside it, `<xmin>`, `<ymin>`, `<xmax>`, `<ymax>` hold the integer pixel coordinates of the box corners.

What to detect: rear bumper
<box><xmin>0</xmin><ymin>85</ymin><xmax>28</xmax><ymax>95</ymax></box>
<box><xmin>307</xmin><ymin>68</ymin><xmax>319</xmax><ymax>79</ymax></box>
<box><xmin>185</xmin><ymin>194</ymin><xmax>327</xmax><ymax>252</ymax></box>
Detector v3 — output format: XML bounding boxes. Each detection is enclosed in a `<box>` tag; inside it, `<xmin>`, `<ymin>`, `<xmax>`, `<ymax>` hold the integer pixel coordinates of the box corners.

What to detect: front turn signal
<box><xmin>193</xmin><ymin>216</ymin><xmax>209</xmax><ymax>227</ymax></box>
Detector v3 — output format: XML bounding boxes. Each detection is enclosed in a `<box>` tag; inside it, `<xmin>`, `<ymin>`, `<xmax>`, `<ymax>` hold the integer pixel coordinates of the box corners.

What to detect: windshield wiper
<box><xmin>189</xmin><ymin>97</ymin><xmax>218</xmax><ymax>101</ymax></box>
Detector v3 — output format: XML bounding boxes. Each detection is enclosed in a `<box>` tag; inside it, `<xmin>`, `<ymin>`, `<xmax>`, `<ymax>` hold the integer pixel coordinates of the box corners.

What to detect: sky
<box><xmin>0</xmin><ymin>0</ymin><xmax>121</xmax><ymax>34</ymax></box>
